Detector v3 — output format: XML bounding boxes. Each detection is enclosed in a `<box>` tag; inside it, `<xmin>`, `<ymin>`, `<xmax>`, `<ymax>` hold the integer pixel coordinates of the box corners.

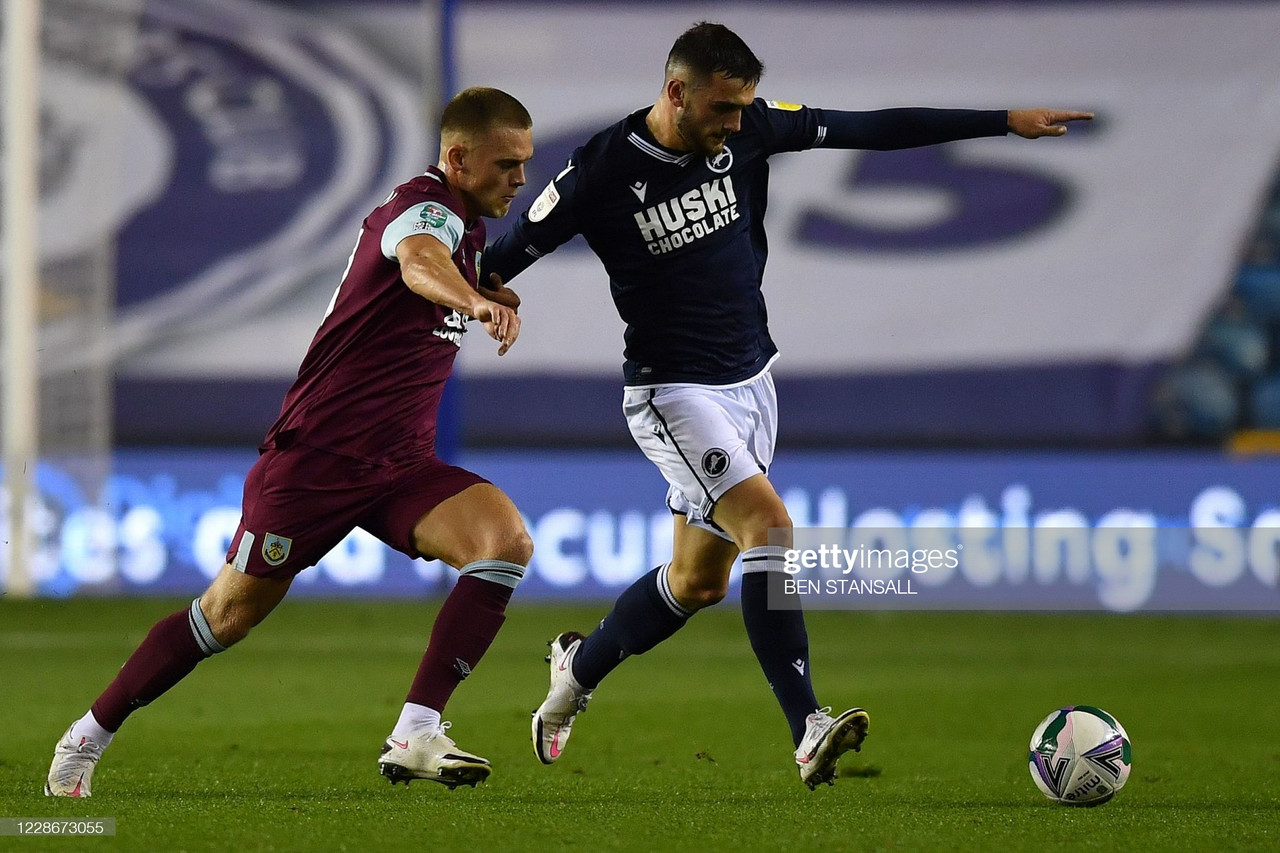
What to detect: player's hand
<box><xmin>479</xmin><ymin>272</ymin><xmax>521</xmax><ymax>312</ymax></box>
<box><xmin>473</xmin><ymin>300</ymin><xmax>521</xmax><ymax>356</ymax></box>
<box><xmin>1008</xmin><ymin>109</ymin><xmax>1094</xmax><ymax>138</ymax></box>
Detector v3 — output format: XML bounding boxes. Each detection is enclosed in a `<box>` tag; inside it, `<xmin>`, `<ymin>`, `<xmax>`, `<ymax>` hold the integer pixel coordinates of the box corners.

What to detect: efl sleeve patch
<box><xmin>381</xmin><ymin>201</ymin><xmax>465</xmax><ymax>259</ymax></box>
<box><xmin>765</xmin><ymin>100</ymin><xmax>804</xmax><ymax>111</ymax></box>
<box><xmin>527</xmin><ymin>180</ymin><xmax>561</xmax><ymax>223</ymax></box>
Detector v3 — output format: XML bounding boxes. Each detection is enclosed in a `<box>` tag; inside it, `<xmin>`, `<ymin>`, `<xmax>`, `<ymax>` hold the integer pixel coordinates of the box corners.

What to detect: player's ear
<box><xmin>444</xmin><ymin>142</ymin><xmax>468</xmax><ymax>173</ymax></box>
<box><xmin>666</xmin><ymin>77</ymin><xmax>686</xmax><ymax>109</ymax></box>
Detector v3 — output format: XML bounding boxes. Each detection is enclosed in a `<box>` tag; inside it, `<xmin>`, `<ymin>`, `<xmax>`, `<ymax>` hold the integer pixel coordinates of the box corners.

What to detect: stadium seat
<box><xmin>1248</xmin><ymin>372</ymin><xmax>1280</xmax><ymax>428</ymax></box>
<box><xmin>1195</xmin><ymin>308</ymin><xmax>1270</xmax><ymax>377</ymax></box>
<box><xmin>1235</xmin><ymin>264</ymin><xmax>1280</xmax><ymax>324</ymax></box>
<box><xmin>1150</xmin><ymin>361</ymin><xmax>1241</xmax><ymax>440</ymax></box>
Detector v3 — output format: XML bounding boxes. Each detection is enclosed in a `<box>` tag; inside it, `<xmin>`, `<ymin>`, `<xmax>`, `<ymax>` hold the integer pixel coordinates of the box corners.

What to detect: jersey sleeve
<box><xmin>752</xmin><ymin>99</ymin><xmax>828</xmax><ymax>153</ymax></box>
<box><xmin>380</xmin><ymin>198</ymin><xmax>465</xmax><ymax>260</ymax></box>
<box><xmin>483</xmin><ymin>154</ymin><xmax>585</xmax><ymax>283</ymax></box>
<box><xmin>752</xmin><ymin>98</ymin><xmax>1008</xmax><ymax>153</ymax></box>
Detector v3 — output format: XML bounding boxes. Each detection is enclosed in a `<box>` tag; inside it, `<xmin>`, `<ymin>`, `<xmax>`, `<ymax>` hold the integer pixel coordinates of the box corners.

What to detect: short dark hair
<box><xmin>665</xmin><ymin>22</ymin><xmax>764</xmax><ymax>86</ymax></box>
<box><xmin>440</xmin><ymin>87</ymin><xmax>532</xmax><ymax>138</ymax></box>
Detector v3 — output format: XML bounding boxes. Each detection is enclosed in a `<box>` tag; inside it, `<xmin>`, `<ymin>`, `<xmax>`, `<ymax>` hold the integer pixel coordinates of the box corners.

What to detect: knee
<box><xmin>198</xmin><ymin>594</ymin><xmax>256</xmax><ymax>648</ymax></box>
<box><xmin>668</xmin><ymin>569</ymin><xmax>729</xmax><ymax>611</ymax></box>
<box><xmin>685</xmin><ymin>583</ymin><xmax>728</xmax><ymax>610</ymax></box>
<box><xmin>726</xmin><ymin>503</ymin><xmax>792</xmax><ymax>550</ymax></box>
<box><xmin>467</xmin><ymin>522</ymin><xmax>534</xmax><ymax>567</ymax></box>
<box><xmin>497</xmin><ymin>525</ymin><xmax>535</xmax><ymax>566</ymax></box>
<box><xmin>750</xmin><ymin>503</ymin><xmax>792</xmax><ymax>536</ymax></box>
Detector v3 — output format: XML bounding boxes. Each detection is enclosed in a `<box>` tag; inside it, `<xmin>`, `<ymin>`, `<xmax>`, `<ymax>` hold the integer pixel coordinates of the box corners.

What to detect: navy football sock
<box><xmin>571</xmin><ymin>564</ymin><xmax>692</xmax><ymax>689</ymax></box>
<box><xmin>741</xmin><ymin>546</ymin><xmax>820</xmax><ymax>747</ymax></box>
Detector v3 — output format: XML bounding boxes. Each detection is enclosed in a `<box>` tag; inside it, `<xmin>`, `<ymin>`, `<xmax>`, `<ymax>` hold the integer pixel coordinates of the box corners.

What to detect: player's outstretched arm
<box><xmin>397</xmin><ymin>233</ymin><xmax>521</xmax><ymax>355</ymax></box>
<box><xmin>1007</xmin><ymin>109</ymin><xmax>1094</xmax><ymax>138</ymax></box>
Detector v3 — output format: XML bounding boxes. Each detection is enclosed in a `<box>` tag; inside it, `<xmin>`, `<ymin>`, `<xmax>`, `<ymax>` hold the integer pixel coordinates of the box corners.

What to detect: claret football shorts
<box><xmin>224</xmin><ymin>441</ymin><xmax>488</xmax><ymax>578</ymax></box>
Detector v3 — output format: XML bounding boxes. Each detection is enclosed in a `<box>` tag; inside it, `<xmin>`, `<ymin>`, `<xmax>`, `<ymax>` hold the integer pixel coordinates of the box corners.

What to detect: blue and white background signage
<box><xmin>3</xmin><ymin>452</ymin><xmax>1278</xmax><ymax>612</ymax></box>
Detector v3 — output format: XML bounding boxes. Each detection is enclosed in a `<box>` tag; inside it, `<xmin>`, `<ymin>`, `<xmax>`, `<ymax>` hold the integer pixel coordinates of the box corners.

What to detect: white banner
<box><xmin>446</xmin><ymin>2</ymin><xmax>1280</xmax><ymax>375</ymax></box>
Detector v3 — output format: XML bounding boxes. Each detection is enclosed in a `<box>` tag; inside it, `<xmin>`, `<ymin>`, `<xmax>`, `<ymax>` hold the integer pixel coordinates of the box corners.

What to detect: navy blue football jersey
<box><xmin>484</xmin><ymin>100</ymin><xmax>1006</xmax><ymax>386</ymax></box>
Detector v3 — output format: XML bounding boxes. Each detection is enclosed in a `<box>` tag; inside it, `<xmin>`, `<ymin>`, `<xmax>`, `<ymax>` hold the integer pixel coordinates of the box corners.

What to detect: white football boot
<box><xmin>531</xmin><ymin>631</ymin><xmax>593</xmax><ymax>764</ymax></box>
<box><xmin>44</xmin><ymin>726</ymin><xmax>105</xmax><ymax>798</ymax></box>
<box><xmin>795</xmin><ymin>706</ymin><xmax>870</xmax><ymax>790</ymax></box>
<box><xmin>377</xmin><ymin>722</ymin><xmax>491</xmax><ymax>789</ymax></box>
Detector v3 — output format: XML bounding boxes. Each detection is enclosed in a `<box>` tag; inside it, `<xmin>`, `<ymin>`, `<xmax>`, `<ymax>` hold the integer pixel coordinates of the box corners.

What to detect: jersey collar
<box><xmin>626</xmin><ymin>107</ymin><xmax>696</xmax><ymax>166</ymax></box>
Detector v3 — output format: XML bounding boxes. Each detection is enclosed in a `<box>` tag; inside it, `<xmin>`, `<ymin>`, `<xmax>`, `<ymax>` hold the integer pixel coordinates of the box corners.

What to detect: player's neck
<box><xmin>436</xmin><ymin>162</ymin><xmax>479</xmax><ymax>223</ymax></box>
<box><xmin>644</xmin><ymin>103</ymin><xmax>689</xmax><ymax>153</ymax></box>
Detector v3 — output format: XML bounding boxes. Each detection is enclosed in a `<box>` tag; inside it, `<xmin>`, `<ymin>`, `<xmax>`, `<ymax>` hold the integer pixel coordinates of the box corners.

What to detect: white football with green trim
<box><xmin>1028</xmin><ymin>706</ymin><xmax>1131</xmax><ymax>806</ymax></box>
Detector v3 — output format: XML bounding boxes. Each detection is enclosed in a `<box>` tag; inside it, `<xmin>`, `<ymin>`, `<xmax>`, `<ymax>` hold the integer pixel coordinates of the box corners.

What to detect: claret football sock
<box><xmin>571</xmin><ymin>563</ymin><xmax>692</xmax><ymax>689</ymax></box>
<box><xmin>405</xmin><ymin>565</ymin><xmax>520</xmax><ymax>712</ymax></box>
<box><xmin>740</xmin><ymin>546</ymin><xmax>820</xmax><ymax>747</ymax></box>
<box><xmin>90</xmin><ymin>597</ymin><xmax>226</xmax><ymax>732</ymax></box>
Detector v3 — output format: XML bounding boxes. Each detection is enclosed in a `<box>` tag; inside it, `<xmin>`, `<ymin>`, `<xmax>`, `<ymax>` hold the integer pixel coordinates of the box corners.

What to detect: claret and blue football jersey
<box><xmin>265</xmin><ymin>166</ymin><xmax>484</xmax><ymax>462</ymax></box>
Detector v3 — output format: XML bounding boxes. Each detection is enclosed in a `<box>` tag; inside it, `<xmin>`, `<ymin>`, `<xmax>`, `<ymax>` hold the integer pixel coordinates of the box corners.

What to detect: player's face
<box><xmin>457</xmin><ymin>125</ymin><xmax>534</xmax><ymax>219</ymax></box>
<box><xmin>676</xmin><ymin>72</ymin><xmax>756</xmax><ymax>156</ymax></box>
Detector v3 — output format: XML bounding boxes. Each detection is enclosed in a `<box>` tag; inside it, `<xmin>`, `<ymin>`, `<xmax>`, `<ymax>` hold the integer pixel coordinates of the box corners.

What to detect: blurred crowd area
<box><xmin>1151</xmin><ymin>174</ymin><xmax>1280</xmax><ymax>445</ymax></box>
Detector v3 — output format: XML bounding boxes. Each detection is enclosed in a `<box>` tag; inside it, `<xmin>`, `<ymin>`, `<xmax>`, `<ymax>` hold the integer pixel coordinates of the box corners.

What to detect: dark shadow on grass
<box><xmin>839</xmin><ymin>764</ymin><xmax>882</xmax><ymax>778</ymax></box>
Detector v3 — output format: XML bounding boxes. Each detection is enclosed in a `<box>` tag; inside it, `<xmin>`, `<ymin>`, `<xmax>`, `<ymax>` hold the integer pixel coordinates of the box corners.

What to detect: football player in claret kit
<box><xmin>45</xmin><ymin>87</ymin><xmax>534</xmax><ymax>796</ymax></box>
<box><xmin>483</xmin><ymin>22</ymin><xmax>1091</xmax><ymax>788</ymax></box>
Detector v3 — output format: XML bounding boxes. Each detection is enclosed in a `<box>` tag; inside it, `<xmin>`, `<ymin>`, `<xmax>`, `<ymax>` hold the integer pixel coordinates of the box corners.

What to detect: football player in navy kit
<box><xmin>485</xmin><ymin>22</ymin><xmax>1090</xmax><ymax>788</ymax></box>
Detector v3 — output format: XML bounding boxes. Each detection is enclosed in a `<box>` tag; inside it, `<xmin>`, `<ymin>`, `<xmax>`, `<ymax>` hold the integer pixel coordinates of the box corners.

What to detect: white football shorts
<box><xmin>623</xmin><ymin>368</ymin><xmax>778</xmax><ymax>541</ymax></box>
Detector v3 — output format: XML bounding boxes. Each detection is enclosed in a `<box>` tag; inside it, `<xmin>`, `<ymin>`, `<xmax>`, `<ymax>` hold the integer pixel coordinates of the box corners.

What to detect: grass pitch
<box><xmin>2</xmin><ymin>598</ymin><xmax>1278</xmax><ymax>852</ymax></box>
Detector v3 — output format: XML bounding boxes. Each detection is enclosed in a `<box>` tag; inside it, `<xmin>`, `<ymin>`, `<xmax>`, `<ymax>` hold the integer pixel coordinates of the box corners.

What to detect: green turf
<box><xmin>2</xmin><ymin>599</ymin><xmax>1278</xmax><ymax>852</ymax></box>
